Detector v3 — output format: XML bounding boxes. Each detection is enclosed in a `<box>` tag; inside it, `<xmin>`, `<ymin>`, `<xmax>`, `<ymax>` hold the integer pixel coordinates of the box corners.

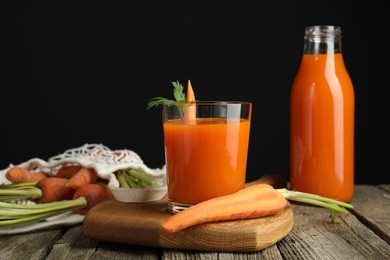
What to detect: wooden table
<box><xmin>1</xmin><ymin>184</ymin><xmax>390</xmax><ymax>259</ymax></box>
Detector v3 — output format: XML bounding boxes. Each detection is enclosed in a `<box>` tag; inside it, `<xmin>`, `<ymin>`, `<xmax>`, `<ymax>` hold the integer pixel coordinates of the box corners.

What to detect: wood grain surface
<box><xmin>2</xmin><ymin>184</ymin><xmax>390</xmax><ymax>259</ymax></box>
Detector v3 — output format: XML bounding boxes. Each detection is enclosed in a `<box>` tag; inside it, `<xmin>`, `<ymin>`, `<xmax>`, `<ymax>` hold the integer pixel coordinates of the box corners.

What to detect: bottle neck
<box><xmin>303</xmin><ymin>25</ymin><xmax>342</xmax><ymax>55</ymax></box>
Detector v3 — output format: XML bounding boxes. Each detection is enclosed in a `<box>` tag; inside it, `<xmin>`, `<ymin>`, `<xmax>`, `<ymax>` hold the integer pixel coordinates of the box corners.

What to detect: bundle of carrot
<box><xmin>0</xmin><ymin>166</ymin><xmax>99</xmax><ymax>202</ymax></box>
<box><xmin>0</xmin><ymin>165</ymin><xmax>113</xmax><ymax>226</ymax></box>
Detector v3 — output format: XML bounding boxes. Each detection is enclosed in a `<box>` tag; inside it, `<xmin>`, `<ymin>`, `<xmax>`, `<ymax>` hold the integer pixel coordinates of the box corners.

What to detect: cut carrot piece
<box><xmin>160</xmin><ymin>183</ymin><xmax>287</xmax><ymax>234</ymax></box>
<box><xmin>186</xmin><ymin>79</ymin><xmax>195</xmax><ymax>102</ymax></box>
<box><xmin>184</xmin><ymin>79</ymin><xmax>196</xmax><ymax>123</ymax></box>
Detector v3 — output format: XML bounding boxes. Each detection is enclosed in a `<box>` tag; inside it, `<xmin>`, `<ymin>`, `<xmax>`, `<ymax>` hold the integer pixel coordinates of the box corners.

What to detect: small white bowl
<box><xmin>110</xmin><ymin>176</ymin><xmax>167</xmax><ymax>203</ymax></box>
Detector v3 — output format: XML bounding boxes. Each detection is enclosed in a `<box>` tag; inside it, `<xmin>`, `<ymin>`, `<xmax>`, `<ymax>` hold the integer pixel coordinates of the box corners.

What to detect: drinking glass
<box><xmin>162</xmin><ymin>101</ymin><xmax>252</xmax><ymax>213</ymax></box>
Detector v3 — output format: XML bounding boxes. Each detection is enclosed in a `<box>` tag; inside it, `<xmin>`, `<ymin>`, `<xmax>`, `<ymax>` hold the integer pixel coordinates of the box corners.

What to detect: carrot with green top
<box><xmin>35</xmin><ymin>177</ymin><xmax>75</xmax><ymax>203</ymax></box>
<box><xmin>0</xmin><ymin>182</ymin><xmax>114</xmax><ymax>226</ymax></box>
<box><xmin>160</xmin><ymin>182</ymin><xmax>355</xmax><ymax>234</ymax></box>
<box><xmin>161</xmin><ymin>184</ymin><xmax>287</xmax><ymax>234</ymax></box>
<box><xmin>0</xmin><ymin>177</ymin><xmax>75</xmax><ymax>203</ymax></box>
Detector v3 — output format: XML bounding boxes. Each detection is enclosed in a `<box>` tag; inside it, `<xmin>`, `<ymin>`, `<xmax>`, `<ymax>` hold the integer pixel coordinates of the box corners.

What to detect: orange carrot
<box><xmin>5</xmin><ymin>166</ymin><xmax>49</xmax><ymax>184</ymax></box>
<box><xmin>66</xmin><ymin>167</ymin><xmax>98</xmax><ymax>190</ymax></box>
<box><xmin>160</xmin><ymin>183</ymin><xmax>287</xmax><ymax>234</ymax></box>
<box><xmin>72</xmin><ymin>183</ymin><xmax>114</xmax><ymax>215</ymax></box>
<box><xmin>186</xmin><ymin>79</ymin><xmax>196</xmax><ymax>102</ymax></box>
<box><xmin>35</xmin><ymin>177</ymin><xmax>75</xmax><ymax>204</ymax></box>
<box><xmin>184</xmin><ymin>79</ymin><xmax>196</xmax><ymax>123</ymax></box>
<box><xmin>55</xmin><ymin>165</ymin><xmax>82</xmax><ymax>179</ymax></box>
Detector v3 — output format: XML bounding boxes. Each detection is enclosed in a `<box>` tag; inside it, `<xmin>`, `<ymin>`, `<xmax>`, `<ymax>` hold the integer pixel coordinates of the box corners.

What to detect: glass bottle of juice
<box><xmin>290</xmin><ymin>25</ymin><xmax>355</xmax><ymax>202</ymax></box>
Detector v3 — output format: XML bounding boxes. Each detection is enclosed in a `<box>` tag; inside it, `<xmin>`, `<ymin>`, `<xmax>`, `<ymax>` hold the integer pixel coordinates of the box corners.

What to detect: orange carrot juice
<box><xmin>290</xmin><ymin>53</ymin><xmax>354</xmax><ymax>202</ymax></box>
<box><xmin>163</xmin><ymin>117</ymin><xmax>251</xmax><ymax>207</ymax></box>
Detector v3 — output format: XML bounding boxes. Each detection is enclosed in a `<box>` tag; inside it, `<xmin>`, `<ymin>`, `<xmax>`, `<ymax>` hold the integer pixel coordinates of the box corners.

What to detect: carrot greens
<box><xmin>0</xmin><ymin>198</ymin><xmax>87</xmax><ymax>226</ymax></box>
<box><xmin>277</xmin><ymin>189</ymin><xmax>354</xmax><ymax>223</ymax></box>
<box><xmin>116</xmin><ymin>169</ymin><xmax>156</xmax><ymax>188</ymax></box>
<box><xmin>0</xmin><ymin>182</ymin><xmax>42</xmax><ymax>201</ymax></box>
<box><xmin>146</xmin><ymin>81</ymin><xmax>186</xmax><ymax>109</ymax></box>
<box><xmin>0</xmin><ymin>183</ymin><xmax>113</xmax><ymax>226</ymax></box>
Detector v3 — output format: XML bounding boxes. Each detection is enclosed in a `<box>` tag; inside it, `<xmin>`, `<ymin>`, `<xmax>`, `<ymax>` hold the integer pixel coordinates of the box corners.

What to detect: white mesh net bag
<box><xmin>0</xmin><ymin>143</ymin><xmax>167</xmax><ymax>203</ymax></box>
<box><xmin>0</xmin><ymin>143</ymin><xmax>167</xmax><ymax>235</ymax></box>
<box><xmin>1</xmin><ymin>143</ymin><xmax>165</xmax><ymax>185</ymax></box>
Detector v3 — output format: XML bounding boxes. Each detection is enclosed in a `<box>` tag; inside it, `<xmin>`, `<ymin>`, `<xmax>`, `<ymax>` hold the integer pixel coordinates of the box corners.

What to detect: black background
<box><xmin>1</xmin><ymin>1</ymin><xmax>389</xmax><ymax>184</ymax></box>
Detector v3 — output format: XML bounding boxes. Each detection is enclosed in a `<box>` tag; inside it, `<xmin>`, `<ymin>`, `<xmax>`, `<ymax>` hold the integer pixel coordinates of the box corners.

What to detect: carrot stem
<box><xmin>127</xmin><ymin>169</ymin><xmax>155</xmax><ymax>185</ymax></box>
<box><xmin>0</xmin><ymin>182</ymin><xmax>38</xmax><ymax>189</ymax></box>
<box><xmin>0</xmin><ymin>198</ymin><xmax>86</xmax><ymax>216</ymax></box>
<box><xmin>0</xmin><ymin>187</ymin><xmax>43</xmax><ymax>201</ymax></box>
<box><xmin>117</xmin><ymin>171</ymin><xmax>130</xmax><ymax>188</ymax></box>
<box><xmin>0</xmin><ymin>209</ymin><xmax>75</xmax><ymax>226</ymax></box>
<box><xmin>116</xmin><ymin>169</ymin><xmax>156</xmax><ymax>188</ymax></box>
<box><xmin>123</xmin><ymin>172</ymin><xmax>137</xmax><ymax>188</ymax></box>
<box><xmin>0</xmin><ymin>197</ymin><xmax>87</xmax><ymax>226</ymax></box>
<box><xmin>277</xmin><ymin>188</ymin><xmax>354</xmax><ymax>223</ymax></box>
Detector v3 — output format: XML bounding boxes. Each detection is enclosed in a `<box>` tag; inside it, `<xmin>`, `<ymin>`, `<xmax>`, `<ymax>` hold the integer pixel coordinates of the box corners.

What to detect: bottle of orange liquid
<box><xmin>290</xmin><ymin>25</ymin><xmax>355</xmax><ymax>202</ymax></box>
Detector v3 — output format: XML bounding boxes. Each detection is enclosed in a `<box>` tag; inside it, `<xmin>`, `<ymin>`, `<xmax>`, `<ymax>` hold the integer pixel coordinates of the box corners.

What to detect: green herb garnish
<box><xmin>146</xmin><ymin>81</ymin><xmax>186</xmax><ymax>109</ymax></box>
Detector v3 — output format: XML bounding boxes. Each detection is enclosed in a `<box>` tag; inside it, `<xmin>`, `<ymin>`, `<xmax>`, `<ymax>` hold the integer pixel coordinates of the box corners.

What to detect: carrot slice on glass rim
<box><xmin>184</xmin><ymin>79</ymin><xmax>196</xmax><ymax>124</ymax></box>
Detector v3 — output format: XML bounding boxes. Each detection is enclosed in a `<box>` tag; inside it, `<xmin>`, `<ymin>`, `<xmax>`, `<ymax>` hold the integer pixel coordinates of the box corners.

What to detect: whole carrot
<box><xmin>55</xmin><ymin>165</ymin><xmax>82</xmax><ymax>179</ymax></box>
<box><xmin>160</xmin><ymin>184</ymin><xmax>287</xmax><ymax>234</ymax></box>
<box><xmin>66</xmin><ymin>167</ymin><xmax>98</xmax><ymax>190</ymax></box>
<box><xmin>5</xmin><ymin>166</ymin><xmax>49</xmax><ymax>184</ymax></box>
<box><xmin>35</xmin><ymin>177</ymin><xmax>75</xmax><ymax>204</ymax></box>
<box><xmin>72</xmin><ymin>183</ymin><xmax>114</xmax><ymax>215</ymax></box>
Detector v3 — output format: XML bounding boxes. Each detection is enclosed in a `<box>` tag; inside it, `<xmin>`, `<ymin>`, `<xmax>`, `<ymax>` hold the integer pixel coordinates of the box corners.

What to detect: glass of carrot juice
<box><xmin>162</xmin><ymin>101</ymin><xmax>252</xmax><ymax>213</ymax></box>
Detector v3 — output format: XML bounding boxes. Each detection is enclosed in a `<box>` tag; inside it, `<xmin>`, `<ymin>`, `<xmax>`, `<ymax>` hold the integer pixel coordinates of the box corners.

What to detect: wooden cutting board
<box><xmin>83</xmin><ymin>174</ymin><xmax>293</xmax><ymax>252</ymax></box>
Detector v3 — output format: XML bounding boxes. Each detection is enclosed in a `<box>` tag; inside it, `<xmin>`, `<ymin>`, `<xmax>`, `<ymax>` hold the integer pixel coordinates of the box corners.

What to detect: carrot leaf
<box><xmin>146</xmin><ymin>97</ymin><xmax>176</xmax><ymax>109</ymax></box>
<box><xmin>146</xmin><ymin>80</ymin><xmax>186</xmax><ymax>109</ymax></box>
<box><xmin>172</xmin><ymin>80</ymin><xmax>186</xmax><ymax>102</ymax></box>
